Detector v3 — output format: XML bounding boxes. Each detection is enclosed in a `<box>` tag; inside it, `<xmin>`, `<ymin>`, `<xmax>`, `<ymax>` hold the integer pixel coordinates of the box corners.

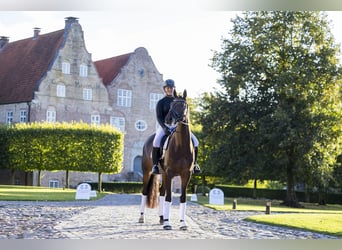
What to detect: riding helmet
<box><xmin>163</xmin><ymin>79</ymin><xmax>175</xmax><ymax>88</ymax></box>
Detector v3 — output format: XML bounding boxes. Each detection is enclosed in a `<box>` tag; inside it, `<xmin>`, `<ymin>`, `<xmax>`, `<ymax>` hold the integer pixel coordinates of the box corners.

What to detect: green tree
<box><xmin>201</xmin><ymin>11</ymin><xmax>342</xmax><ymax>207</ymax></box>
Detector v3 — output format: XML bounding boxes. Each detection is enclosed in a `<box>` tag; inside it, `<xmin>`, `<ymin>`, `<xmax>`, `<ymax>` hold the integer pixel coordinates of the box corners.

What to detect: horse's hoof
<box><xmin>138</xmin><ymin>218</ymin><xmax>144</xmax><ymax>223</ymax></box>
<box><xmin>159</xmin><ymin>219</ymin><xmax>164</xmax><ymax>225</ymax></box>
<box><xmin>179</xmin><ymin>225</ymin><xmax>188</xmax><ymax>231</ymax></box>
<box><xmin>163</xmin><ymin>225</ymin><xmax>172</xmax><ymax>230</ymax></box>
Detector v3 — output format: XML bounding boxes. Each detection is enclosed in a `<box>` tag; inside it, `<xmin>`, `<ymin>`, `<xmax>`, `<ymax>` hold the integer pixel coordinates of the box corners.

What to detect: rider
<box><xmin>151</xmin><ymin>79</ymin><xmax>201</xmax><ymax>175</ymax></box>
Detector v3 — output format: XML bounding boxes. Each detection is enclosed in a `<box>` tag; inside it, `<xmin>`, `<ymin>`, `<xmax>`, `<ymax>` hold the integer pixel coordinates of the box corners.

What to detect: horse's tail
<box><xmin>146</xmin><ymin>174</ymin><xmax>160</xmax><ymax>208</ymax></box>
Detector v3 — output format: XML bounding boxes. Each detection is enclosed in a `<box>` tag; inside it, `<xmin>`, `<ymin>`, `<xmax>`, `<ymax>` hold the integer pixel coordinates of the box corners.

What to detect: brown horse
<box><xmin>139</xmin><ymin>89</ymin><xmax>195</xmax><ymax>230</ymax></box>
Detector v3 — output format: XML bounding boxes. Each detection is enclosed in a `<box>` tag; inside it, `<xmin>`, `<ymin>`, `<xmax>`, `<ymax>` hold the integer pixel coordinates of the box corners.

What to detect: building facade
<box><xmin>0</xmin><ymin>17</ymin><xmax>164</xmax><ymax>187</ymax></box>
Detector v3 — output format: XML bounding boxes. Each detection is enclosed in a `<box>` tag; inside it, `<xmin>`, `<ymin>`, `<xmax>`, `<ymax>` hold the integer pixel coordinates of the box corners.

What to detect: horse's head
<box><xmin>166</xmin><ymin>89</ymin><xmax>189</xmax><ymax>125</ymax></box>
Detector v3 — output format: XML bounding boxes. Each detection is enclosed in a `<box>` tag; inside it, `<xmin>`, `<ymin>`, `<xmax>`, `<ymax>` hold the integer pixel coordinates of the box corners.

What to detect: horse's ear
<box><xmin>173</xmin><ymin>89</ymin><xmax>178</xmax><ymax>98</ymax></box>
<box><xmin>183</xmin><ymin>89</ymin><xmax>187</xmax><ymax>99</ymax></box>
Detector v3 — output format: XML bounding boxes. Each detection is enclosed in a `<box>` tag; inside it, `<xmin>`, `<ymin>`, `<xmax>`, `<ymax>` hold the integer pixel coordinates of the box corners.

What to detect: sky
<box><xmin>1</xmin><ymin>9</ymin><xmax>342</xmax><ymax>98</ymax></box>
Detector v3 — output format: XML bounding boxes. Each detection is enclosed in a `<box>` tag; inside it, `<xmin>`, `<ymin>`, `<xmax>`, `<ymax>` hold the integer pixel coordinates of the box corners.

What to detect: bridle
<box><xmin>168</xmin><ymin>98</ymin><xmax>189</xmax><ymax>126</ymax></box>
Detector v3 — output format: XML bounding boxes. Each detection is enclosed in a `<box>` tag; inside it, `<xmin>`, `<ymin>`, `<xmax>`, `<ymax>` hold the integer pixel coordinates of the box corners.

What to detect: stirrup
<box><xmin>151</xmin><ymin>165</ymin><xmax>160</xmax><ymax>175</ymax></box>
<box><xmin>193</xmin><ymin>164</ymin><xmax>201</xmax><ymax>174</ymax></box>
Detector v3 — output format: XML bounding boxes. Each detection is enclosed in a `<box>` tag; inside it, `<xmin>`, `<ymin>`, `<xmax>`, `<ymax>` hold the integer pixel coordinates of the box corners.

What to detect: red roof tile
<box><xmin>94</xmin><ymin>53</ymin><xmax>132</xmax><ymax>86</ymax></box>
<box><xmin>0</xmin><ymin>29</ymin><xmax>65</xmax><ymax>104</ymax></box>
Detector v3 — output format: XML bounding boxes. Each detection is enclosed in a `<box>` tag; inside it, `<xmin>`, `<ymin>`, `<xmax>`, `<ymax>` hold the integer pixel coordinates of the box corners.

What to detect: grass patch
<box><xmin>192</xmin><ymin>194</ymin><xmax>342</xmax><ymax>237</ymax></box>
<box><xmin>246</xmin><ymin>213</ymin><xmax>342</xmax><ymax>237</ymax></box>
<box><xmin>0</xmin><ymin>185</ymin><xmax>108</xmax><ymax>201</ymax></box>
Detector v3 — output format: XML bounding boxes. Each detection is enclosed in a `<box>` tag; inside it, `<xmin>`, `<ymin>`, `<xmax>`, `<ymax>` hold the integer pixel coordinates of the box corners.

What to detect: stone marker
<box><xmin>190</xmin><ymin>193</ymin><xmax>198</xmax><ymax>201</ymax></box>
<box><xmin>75</xmin><ymin>183</ymin><xmax>91</xmax><ymax>200</ymax></box>
<box><xmin>209</xmin><ymin>188</ymin><xmax>224</xmax><ymax>205</ymax></box>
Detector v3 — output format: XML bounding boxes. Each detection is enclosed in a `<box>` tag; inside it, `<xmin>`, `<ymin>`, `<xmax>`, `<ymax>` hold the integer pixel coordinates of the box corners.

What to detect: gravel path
<box><xmin>0</xmin><ymin>193</ymin><xmax>339</xmax><ymax>239</ymax></box>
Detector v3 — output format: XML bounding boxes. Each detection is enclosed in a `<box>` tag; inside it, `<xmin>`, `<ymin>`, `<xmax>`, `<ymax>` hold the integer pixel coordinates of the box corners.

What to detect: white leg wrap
<box><xmin>140</xmin><ymin>195</ymin><xmax>147</xmax><ymax>214</ymax></box>
<box><xmin>180</xmin><ymin>202</ymin><xmax>186</xmax><ymax>222</ymax></box>
<box><xmin>164</xmin><ymin>201</ymin><xmax>172</xmax><ymax>221</ymax></box>
<box><xmin>159</xmin><ymin>196</ymin><xmax>165</xmax><ymax>216</ymax></box>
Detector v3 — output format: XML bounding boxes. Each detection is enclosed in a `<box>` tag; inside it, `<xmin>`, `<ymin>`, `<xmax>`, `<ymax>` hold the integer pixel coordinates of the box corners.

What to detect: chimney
<box><xmin>0</xmin><ymin>36</ymin><xmax>9</xmax><ymax>49</ymax></box>
<box><xmin>65</xmin><ymin>17</ymin><xmax>79</xmax><ymax>29</ymax></box>
<box><xmin>33</xmin><ymin>27</ymin><xmax>41</xmax><ymax>39</ymax></box>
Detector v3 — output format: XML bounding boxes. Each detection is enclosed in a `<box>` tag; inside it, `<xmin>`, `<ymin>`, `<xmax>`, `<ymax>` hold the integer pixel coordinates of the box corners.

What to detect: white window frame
<box><xmin>150</xmin><ymin>93</ymin><xmax>163</xmax><ymax>110</ymax></box>
<box><xmin>135</xmin><ymin>120</ymin><xmax>147</xmax><ymax>131</ymax></box>
<box><xmin>20</xmin><ymin>110</ymin><xmax>27</xmax><ymax>123</ymax></box>
<box><xmin>49</xmin><ymin>180</ymin><xmax>59</xmax><ymax>188</ymax></box>
<box><xmin>91</xmin><ymin>114</ymin><xmax>100</xmax><ymax>126</ymax></box>
<box><xmin>57</xmin><ymin>84</ymin><xmax>66</xmax><ymax>97</ymax></box>
<box><xmin>80</xmin><ymin>64</ymin><xmax>88</xmax><ymax>77</ymax></box>
<box><xmin>6</xmin><ymin>111</ymin><xmax>13</xmax><ymax>125</ymax></box>
<box><xmin>62</xmin><ymin>62</ymin><xmax>70</xmax><ymax>74</ymax></box>
<box><xmin>117</xmin><ymin>89</ymin><xmax>132</xmax><ymax>107</ymax></box>
<box><xmin>110</xmin><ymin>116</ymin><xmax>125</xmax><ymax>132</ymax></box>
<box><xmin>46</xmin><ymin>110</ymin><xmax>56</xmax><ymax>123</ymax></box>
<box><xmin>83</xmin><ymin>88</ymin><xmax>92</xmax><ymax>101</ymax></box>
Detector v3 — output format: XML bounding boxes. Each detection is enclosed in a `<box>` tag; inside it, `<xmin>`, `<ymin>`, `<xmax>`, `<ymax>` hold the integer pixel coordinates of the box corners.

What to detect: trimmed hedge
<box><xmin>215</xmin><ymin>185</ymin><xmax>342</xmax><ymax>204</ymax></box>
<box><xmin>85</xmin><ymin>182</ymin><xmax>342</xmax><ymax>204</ymax></box>
<box><xmin>88</xmin><ymin>182</ymin><xmax>143</xmax><ymax>193</ymax></box>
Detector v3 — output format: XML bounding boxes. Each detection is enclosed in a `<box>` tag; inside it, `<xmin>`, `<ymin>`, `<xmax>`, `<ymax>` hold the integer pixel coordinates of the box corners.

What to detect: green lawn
<box><xmin>193</xmin><ymin>195</ymin><xmax>342</xmax><ymax>237</ymax></box>
<box><xmin>0</xmin><ymin>185</ymin><xmax>108</xmax><ymax>201</ymax></box>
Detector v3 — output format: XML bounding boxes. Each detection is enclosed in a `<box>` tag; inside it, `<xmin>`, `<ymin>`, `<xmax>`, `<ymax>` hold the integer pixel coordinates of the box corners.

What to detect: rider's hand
<box><xmin>163</xmin><ymin>127</ymin><xmax>171</xmax><ymax>135</ymax></box>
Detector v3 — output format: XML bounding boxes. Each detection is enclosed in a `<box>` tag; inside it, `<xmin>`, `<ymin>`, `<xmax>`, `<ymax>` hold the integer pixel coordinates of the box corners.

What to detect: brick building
<box><xmin>0</xmin><ymin>17</ymin><xmax>164</xmax><ymax>187</ymax></box>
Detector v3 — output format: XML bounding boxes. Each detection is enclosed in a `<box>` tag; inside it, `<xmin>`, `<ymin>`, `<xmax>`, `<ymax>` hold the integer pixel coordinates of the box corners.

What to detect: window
<box><xmin>80</xmin><ymin>64</ymin><xmax>88</xmax><ymax>77</ymax></box>
<box><xmin>150</xmin><ymin>93</ymin><xmax>163</xmax><ymax>110</ymax></box>
<box><xmin>6</xmin><ymin>111</ymin><xmax>13</xmax><ymax>125</ymax></box>
<box><xmin>117</xmin><ymin>89</ymin><xmax>132</xmax><ymax>107</ymax></box>
<box><xmin>57</xmin><ymin>84</ymin><xmax>66</xmax><ymax>97</ymax></box>
<box><xmin>46</xmin><ymin>110</ymin><xmax>56</xmax><ymax>123</ymax></box>
<box><xmin>91</xmin><ymin>114</ymin><xmax>100</xmax><ymax>126</ymax></box>
<box><xmin>49</xmin><ymin>180</ymin><xmax>59</xmax><ymax>188</ymax></box>
<box><xmin>110</xmin><ymin>116</ymin><xmax>125</xmax><ymax>132</ymax></box>
<box><xmin>20</xmin><ymin>110</ymin><xmax>27</xmax><ymax>123</ymax></box>
<box><xmin>83</xmin><ymin>88</ymin><xmax>92</xmax><ymax>100</ymax></box>
<box><xmin>135</xmin><ymin>120</ymin><xmax>147</xmax><ymax>131</ymax></box>
<box><xmin>62</xmin><ymin>62</ymin><xmax>70</xmax><ymax>74</ymax></box>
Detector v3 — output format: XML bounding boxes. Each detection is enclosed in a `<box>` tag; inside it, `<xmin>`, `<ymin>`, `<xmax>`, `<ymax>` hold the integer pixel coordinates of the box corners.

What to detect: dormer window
<box><xmin>62</xmin><ymin>62</ymin><xmax>70</xmax><ymax>74</ymax></box>
<box><xmin>80</xmin><ymin>64</ymin><xmax>88</xmax><ymax>77</ymax></box>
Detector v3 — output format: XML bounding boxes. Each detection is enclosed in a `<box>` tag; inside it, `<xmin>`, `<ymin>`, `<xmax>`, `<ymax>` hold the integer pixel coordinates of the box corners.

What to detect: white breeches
<box><xmin>153</xmin><ymin>126</ymin><xmax>199</xmax><ymax>147</ymax></box>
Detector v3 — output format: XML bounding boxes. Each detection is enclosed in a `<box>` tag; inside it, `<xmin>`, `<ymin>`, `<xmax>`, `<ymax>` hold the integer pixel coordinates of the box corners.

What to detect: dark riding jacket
<box><xmin>156</xmin><ymin>96</ymin><xmax>174</xmax><ymax>132</ymax></box>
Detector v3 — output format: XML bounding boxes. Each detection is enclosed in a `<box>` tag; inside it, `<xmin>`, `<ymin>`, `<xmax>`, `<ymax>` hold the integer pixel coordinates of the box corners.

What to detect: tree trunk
<box><xmin>10</xmin><ymin>169</ymin><xmax>15</xmax><ymax>185</ymax></box>
<box><xmin>253</xmin><ymin>179</ymin><xmax>257</xmax><ymax>199</ymax></box>
<box><xmin>282</xmin><ymin>163</ymin><xmax>303</xmax><ymax>207</ymax></box>
<box><xmin>65</xmin><ymin>170</ymin><xmax>69</xmax><ymax>188</ymax></box>
<box><xmin>37</xmin><ymin>170</ymin><xmax>41</xmax><ymax>186</ymax></box>
<box><xmin>98</xmin><ymin>172</ymin><xmax>102</xmax><ymax>192</ymax></box>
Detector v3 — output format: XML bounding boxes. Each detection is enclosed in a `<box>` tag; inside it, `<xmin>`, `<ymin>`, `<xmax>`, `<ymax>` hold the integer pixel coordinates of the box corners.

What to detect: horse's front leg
<box><xmin>163</xmin><ymin>175</ymin><xmax>173</xmax><ymax>230</ymax></box>
<box><xmin>179</xmin><ymin>173</ymin><xmax>191</xmax><ymax>230</ymax></box>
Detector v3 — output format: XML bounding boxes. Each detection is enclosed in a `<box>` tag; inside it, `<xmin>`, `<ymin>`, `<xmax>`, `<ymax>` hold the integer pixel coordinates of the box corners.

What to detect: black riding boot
<box><xmin>151</xmin><ymin>147</ymin><xmax>161</xmax><ymax>175</ymax></box>
<box><xmin>193</xmin><ymin>147</ymin><xmax>201</xmax><ymax>174</ymax></box>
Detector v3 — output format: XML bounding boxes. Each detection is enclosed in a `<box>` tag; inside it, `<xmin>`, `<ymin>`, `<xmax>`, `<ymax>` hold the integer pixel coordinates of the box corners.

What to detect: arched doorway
<box><xmin>133</xmin><ymin>156</ymin><xmax>142</xmax><ymax>174</ymax></box>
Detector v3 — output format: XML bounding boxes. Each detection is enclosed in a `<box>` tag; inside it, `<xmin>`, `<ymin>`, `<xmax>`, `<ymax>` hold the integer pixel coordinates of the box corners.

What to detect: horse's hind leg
<box><xmin>158</xmin><ymin>195</ymin><xmax>165</xmax><ymax>225</ymax></box>
<box><xmin>139</xmin><ymin>194</ymin><xmax>147</xmax><ymax>223</ymax></box>
<box><xmin>158</xmin><ymin>179</ymin><xmax>166</xmax><ymax>224</ymax></box>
